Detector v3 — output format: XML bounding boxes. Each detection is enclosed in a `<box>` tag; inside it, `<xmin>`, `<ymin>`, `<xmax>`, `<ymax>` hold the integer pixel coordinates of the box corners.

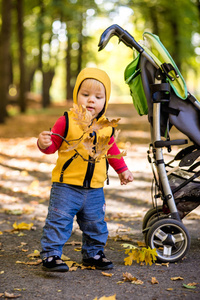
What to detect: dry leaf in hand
<box><xmin>89</xmin><ymin>118</ymin><xmax>120</xmax><ymax>134</ymax></box>
<box><xmin>71</xmin><ymin>104</ymin><xmax>92</xmax><ymax>131</ymax></box>
<box><xmin>82</xmin><ymin>136</ymin><xmax>95</xmax><ymax>157</ymax></box>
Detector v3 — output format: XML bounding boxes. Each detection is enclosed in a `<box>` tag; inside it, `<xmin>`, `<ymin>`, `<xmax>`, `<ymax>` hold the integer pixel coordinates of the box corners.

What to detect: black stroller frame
<box><xmin>98</xmin><ymin>24</ymin><xmax>200</xmax><ymax>263</ymax></box>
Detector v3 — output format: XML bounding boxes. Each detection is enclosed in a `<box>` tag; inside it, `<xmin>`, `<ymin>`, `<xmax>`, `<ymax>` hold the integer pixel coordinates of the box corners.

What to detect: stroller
<box><xmin>98</xmin><ymin>24</ymin><xmax>200</xmax><ymax>263</ymax></box>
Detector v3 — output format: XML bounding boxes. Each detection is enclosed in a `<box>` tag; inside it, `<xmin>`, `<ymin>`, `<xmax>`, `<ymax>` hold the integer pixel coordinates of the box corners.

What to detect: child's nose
<box><xmin>88</xmin><ymin>95</ymin><xmax>95</xmax><ymax>102</ymax></box>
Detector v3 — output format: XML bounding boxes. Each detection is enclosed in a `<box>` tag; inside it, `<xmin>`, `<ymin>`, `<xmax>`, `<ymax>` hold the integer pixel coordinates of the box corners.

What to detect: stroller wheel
<box><xmin>146</xmin><ymin>219</ymin><xmax>191</xmax><ymax>263</ymax></box>
<box><xmin>142</xmin><ymin>206</ymin><xmax>164</xmax><ymax>230</ymax></box>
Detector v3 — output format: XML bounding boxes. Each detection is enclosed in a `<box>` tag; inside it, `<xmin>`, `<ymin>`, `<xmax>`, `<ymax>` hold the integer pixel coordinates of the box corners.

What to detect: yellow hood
<box><xmin>73</xmin><ymin>68</ymin><xmax>111</xmax><ymax>115</ymax></box>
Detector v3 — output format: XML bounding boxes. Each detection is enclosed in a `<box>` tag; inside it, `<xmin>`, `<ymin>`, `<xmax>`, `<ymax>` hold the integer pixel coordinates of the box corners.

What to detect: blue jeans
<box><xmin>40</xmin><ymin>183</ymin><xmax>108</xmax><ymax>260</ymax></box>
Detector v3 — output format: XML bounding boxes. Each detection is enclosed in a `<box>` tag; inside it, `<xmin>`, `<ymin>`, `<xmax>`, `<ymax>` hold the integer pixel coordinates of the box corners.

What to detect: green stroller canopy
<box><xmin>142</xmin><ymin>32</ymin><xmax>187</xmax><ymax>100</ymax></box>
<box><xmin>125</xmin><ymin>32</ymin><xmax>188</xmax><ymax>115</ymax></box>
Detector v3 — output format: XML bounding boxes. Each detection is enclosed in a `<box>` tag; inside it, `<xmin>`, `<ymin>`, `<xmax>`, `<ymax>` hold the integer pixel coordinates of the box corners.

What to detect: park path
<box><xmin>0</xmin><ymin>103</ymin><xmax>200</xmax><ymax>299</ymax></box>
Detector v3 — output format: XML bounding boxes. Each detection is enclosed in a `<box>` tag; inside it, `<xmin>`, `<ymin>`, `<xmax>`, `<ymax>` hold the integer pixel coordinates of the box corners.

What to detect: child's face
<box><xmin>77</xmin><ymin>79</ymin><xmax>106</xmax><ymax>118</ymax></box>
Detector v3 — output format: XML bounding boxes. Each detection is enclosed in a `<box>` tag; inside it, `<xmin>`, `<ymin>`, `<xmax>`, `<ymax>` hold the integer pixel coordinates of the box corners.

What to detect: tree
<box><xmin>16</xmin><ymin>0</ymin><xmax>26</xmax><ymax>112</ymax></box>
<box><xmin>0</xmin><ymin>0</ymin><xmax>12</xmax><ymax>123</ymax></box>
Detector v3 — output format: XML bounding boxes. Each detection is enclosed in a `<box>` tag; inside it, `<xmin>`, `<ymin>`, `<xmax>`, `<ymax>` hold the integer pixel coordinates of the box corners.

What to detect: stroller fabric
<box><xmin>124</xmin><ymin>53</ymin><xmax>148</xmax><ymax>115</ymax></box>
<box><xmin>124</xmin><ymin>31</ymin><xmax>200</xmax><ymax>146</ymax></box>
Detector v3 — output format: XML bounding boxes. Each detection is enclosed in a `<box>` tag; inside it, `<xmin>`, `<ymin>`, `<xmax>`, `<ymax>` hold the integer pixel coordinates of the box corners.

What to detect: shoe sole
<box><xmin>42</xmin><ymin>266</ymin><xmax>69</xmax><ymax>272</ymax></box>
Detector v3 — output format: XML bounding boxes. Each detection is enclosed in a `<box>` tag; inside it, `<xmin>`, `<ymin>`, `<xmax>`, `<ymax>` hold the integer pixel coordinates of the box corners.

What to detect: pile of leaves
<box><xmin>122</xmin><ymin>243</ymin><xmax>158</xmax><ymax>266</ymax></box>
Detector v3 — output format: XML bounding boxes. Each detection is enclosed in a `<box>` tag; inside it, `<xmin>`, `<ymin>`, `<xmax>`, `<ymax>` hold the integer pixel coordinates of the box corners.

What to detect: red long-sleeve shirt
<box><xmin>38</xmin><ymin>116</ymin><xmax>128</xmax><ymax>174</ymax></box>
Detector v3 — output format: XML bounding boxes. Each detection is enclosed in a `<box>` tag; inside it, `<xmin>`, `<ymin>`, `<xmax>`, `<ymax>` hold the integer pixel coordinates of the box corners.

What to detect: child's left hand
<box><xmin>118</xmin><ymin>170</ymin><xmax>134</xmax><ymax>185</ymax></box>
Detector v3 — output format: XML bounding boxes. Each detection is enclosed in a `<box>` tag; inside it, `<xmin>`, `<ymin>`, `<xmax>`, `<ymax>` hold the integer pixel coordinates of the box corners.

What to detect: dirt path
<box><xmin>0</xmin><ymin>104</ymin><xmax>200</xmax><ymax>299</ymax></box>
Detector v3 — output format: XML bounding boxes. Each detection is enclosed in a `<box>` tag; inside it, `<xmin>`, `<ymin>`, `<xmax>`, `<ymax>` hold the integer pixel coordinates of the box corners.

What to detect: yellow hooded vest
<box><xmin>51</xmin><ymin>68</ymin><xmax>114</xmax><ymax>188</ymax></box>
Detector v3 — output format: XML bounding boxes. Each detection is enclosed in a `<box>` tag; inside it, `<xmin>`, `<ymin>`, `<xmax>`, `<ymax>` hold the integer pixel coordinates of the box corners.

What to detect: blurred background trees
<box><xmin>0</xmin><ymin>0</ymin><xmax>200</xmax><ymax>123</ymax></box>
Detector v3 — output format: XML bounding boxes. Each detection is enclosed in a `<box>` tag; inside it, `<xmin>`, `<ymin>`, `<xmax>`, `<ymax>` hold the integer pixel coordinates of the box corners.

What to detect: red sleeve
<box><xmin>37</xmin><ymin>116</ymin><xmax>66</xmax><ymax>154</ymax></box>
<box><xmin>107</xmin><ymin>136</ymin><xmax>128</xmax><ymax>174</ymax></box>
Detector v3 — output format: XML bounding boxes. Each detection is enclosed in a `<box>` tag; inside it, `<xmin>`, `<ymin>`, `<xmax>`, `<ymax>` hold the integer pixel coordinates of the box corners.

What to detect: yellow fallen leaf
<box><xmin>93</xmin><ymin>295</ymin><xmax>116</xmax><ymax>300</ymax></box>
<box><xmin>66</xmin><ymin>261</ymin><xmax>75</xmax><ymax>268</ymax></box>
<box><xmin>187</xmin><ymin>282</ymin><xmax>198</xmax><ymax>286</ymax></box>
<box><xmin>13</xmin><ymin>222</ymin><xmax>34</xmax><ymax>230</ymax></box>
<box><xmin>0</xmin><ymin>271</ymin><xmax>4</xmax><ymax>274</ymax></box>
<box><xmin>16</xmin><ymin>259</ymin><xmax>42</xmax><ymax>265</ymax></box>
<box><xmin>4</xmin><ymin>291</ymin><xmax>21</xmax><ymax>298</ymax></box>
<box><xmin>74</xmin><ymin>247</ymin><xmax>82</xmax><ymax>251</ymax></box>
<box><xmin>166</xmin><ymin>288</ymin><xmax>173</xmax><ymax>291</ymax></box>
<box><xmin>27</xmin><ymin>250</ymin><xmax>40</xmax><ymax>258</ymax></box>
<box><xmin>69</xmin><ymin>266</ymin><xmax>78</xmax><ymax>271</ymax></box>
<box><xmin>0</xmin><ymin>231</ymin><xmax>3</xmax><ymax>235</ymax></box>
<box><xmin>151</xmin><ymin>277</ymin><xmax>159</xmax><ymax>284</ymax></box>
<box><xmin>131</xmin><ymin>279</ymin><xmax>144</xmax><ymax>285</ymax></box>
<box><xmin>171</xmin><ymin>276</ymin><xmax>184</xmax><ymax>281</ymax></box>
<box><xmin>61</xmin><ymin>254</ymin><xmax>70</xmax><ymax>261</ymax></box>
<box><xmin>123</xmin><ymin>272</ymin><xmax>136</xmax><ymax>282</ymax></box>
<box><xmin>101</xmin><ymin>272</ymin><xmax>113</xmax><ymax>277</ymax></box>
<box><xmin>137</xmin><ymin>241</ymin><xmax>146</xmax><ymax>247</ymax></box>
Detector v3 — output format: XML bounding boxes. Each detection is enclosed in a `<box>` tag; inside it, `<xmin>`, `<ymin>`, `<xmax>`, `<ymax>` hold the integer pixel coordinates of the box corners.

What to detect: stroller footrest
<box><xmin>154</xmin><ymin>139</ymin><xmax>188</xmax><ymax>148</ymax></box>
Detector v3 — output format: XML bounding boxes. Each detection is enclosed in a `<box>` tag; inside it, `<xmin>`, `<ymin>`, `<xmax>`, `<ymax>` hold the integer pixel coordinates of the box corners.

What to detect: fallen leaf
<box><xmin>93</xmin><ymin>295</ymin><xmax>116</xmax><ymax>300</ymax></box>
<box><xmin>137</xmin><ymin>241</ymin><xmax>146</xmax><ymax>247</ymax></box>
<box><xmin>61</xmin><ymin>254</ymin><xmax>70</xmax><ymax>261</ymax></box>
<box><xmin>16</xmin><ymin>259</ymin><xmax>42</xmax><ymax>265</ymax></box>
<box><xmin>4</xmin><ymin>291</ymin><xmax>21</xmax><ymax>298</ymax></box>
<box><xmin>131</xmin><ymin>279</ymin><xmax>144</xmax><ymax>285</ymax></box>
<box><xmin>69</xmin><ymin>266</ymin><xmax>78</xmax><ymax>271</ymax></box>
<box><xmin>13</xmin><ymin>222</ymin><xmax>34</xmax><ymax>231</ymax></box>
<box><xmin>166</xmin><ymin>288</ymin><xmax>173</xmax><ymax>291</ymax></box>
<box><xmin>171</xmin><ymin>276</ymin><xmax>184</xmax><ymax>281</ymax></box>
<box><xmin>183</xmin><ymin>283</ymin><xmax>196</xmax><ymax>289</ymax></box>
<box><xmin>27</xmin><ymin>250</ymin><xmax>40</xmax><ymax>258</ymax></box>
<box><xmin>74</xmin><ymin>247</ymin><xmax>82</xmax><ymax>251</ymax></box>
<box><xmin>151</xmin><ymin>277</ymin><xmax>159</xmax><ymax>284</ymax></box>
<box><xmin>187</xmin><ymin>282</ymin><xmax>198</xmax><ymax>286</ymax></box>
<box><xmin>123</xmin><ymin>272</ymin><xmax>136</xmax><ymax>282</ymax></box>
<box><xmin>101</xmin><ymin>272</ymin><xmax>113</xmax><ymax>277</ymax></box>
<box><xmin>65</xmin><ymin>261</ymin><xmax>75</xmax><ymax>268</ymax></box>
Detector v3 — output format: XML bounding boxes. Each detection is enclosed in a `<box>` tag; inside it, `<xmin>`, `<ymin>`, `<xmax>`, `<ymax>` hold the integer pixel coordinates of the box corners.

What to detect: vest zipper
<box><xmin>59</xmin><ymin>153</ymin><xmax>78</xmax><ymax>182</ymax></box>
<box><xmin>83</xmin><ymin>131</ymin><xmax>96</xmax><ymax>188</ymax></box>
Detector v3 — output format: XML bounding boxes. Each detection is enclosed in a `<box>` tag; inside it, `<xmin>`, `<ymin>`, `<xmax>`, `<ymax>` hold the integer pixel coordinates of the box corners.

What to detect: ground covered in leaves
<box><xmin>0</xmin><ymin>103</ymin><xmax>200</xmax><ymax>300</ymax></box>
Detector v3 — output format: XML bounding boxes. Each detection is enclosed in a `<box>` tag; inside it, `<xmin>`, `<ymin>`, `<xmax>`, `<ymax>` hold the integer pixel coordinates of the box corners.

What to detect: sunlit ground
<box><xmin>0</xmin><ymin>136</ymin><xmax>199</xmax><ymax>242</ymax></box>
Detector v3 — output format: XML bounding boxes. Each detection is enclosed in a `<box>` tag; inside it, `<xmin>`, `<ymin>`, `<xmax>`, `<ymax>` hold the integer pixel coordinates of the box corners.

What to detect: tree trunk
<box><xmin>66</xmin><ymin>25</ymin><xmax>73</xmax><ymax>101</ymax></box>
<box><xmin>77</xmin><ymin>17</ymin><xmax>83</xmax><ymax>73</ymax></box>
<box><xmin>0</xmin><ymin>0</ymin><xmax>12</xmax><ymax>123</ymax></box>
<box><xmin>42</xmin><ymin>70</ymin><xmax>55</xmax><ymax>108</ymax></box>
<box><xmin>17</xmin><ymin>0</ymin><xmax>26</xmax><ymax>113</ymax></box>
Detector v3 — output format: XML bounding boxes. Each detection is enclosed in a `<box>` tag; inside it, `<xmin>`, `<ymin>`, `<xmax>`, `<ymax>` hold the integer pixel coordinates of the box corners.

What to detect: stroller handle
<box><xmin>98</xmin><ymin>24</ymin><xmax>144</xmax><ymax>53</ymax></box>
<box><xmin>98</xmin><ymin>24</ymin><xmax>158</xmax><ymax>69</ymax></box>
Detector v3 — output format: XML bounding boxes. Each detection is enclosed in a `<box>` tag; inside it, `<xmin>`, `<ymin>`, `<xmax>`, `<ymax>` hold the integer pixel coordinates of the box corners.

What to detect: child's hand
<box><xmin>38</xmin><ymin>131</ymin><xmax>52</xmax><ymax>149</ymax></box>
<box><xmin>118</xmin><ymin>170</ymin><xmax>134</xmax><ymax>185</ymax></box>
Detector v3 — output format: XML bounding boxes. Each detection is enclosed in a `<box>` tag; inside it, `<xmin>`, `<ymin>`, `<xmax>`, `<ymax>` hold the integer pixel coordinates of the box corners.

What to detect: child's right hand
<box><xmin>38</xmin><ymin>131</ymin><xmax>52</xmax><ymax>149</ymax></box>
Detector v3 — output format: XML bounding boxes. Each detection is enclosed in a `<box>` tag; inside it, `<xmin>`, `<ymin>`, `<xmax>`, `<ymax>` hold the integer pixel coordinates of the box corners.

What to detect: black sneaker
<box><xmin>42</xmin><ymin>255</ymin><xmax>69</xmax><ymax>272</ymax></box>
<box><xmin>82</xmin><ymin>250</ymin><xmax>113</xmax><ymax>270</ymax></box>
